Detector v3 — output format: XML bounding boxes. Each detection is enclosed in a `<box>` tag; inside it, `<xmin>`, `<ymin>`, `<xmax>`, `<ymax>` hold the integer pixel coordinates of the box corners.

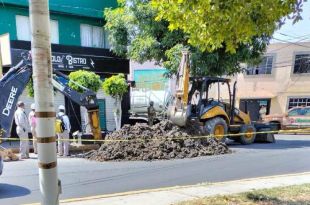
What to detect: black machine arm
<box><xmin>0</xmin><ymin>58</ymin><xmax>101</xmax><ymax>139</ymax></box>
<box><xmin>52</xmin><ymin>70</ymin><xmax>98</xmax><ymax>110</ymax></box>
<box><xmin>0</xmin><ymin>61</ymin><xmax>32</xmax><ymax>138</ymax></box>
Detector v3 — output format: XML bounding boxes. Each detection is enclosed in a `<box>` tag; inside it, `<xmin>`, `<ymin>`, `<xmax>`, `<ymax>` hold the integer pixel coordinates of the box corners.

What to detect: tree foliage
<box><xmin>152</xmin><ymin>0</ymin><xmax>306</xmax><ymax>53</ymax></box>
<box><xmin>68</xmin><ymin>70</ymin><xmax>102</xmax><ymax>93</ymax></box>
<box><xmin>105</xmin><ymin>0</ymin><xmax>272</xmax><ymax>77</ymax></box>
<box><xmin>102</xmin><ymin>74</ymin><xmax>128</xmax><ymax>130</ymax></box>
<box><xmin>102</xmin><ymin>74</ymin><xmax>128</xmax><ymax>99</ymax></box>
<box><xmin>26</xmin><ymin>78</ymin><xmax>34</xmax><ymax>97</ymax></box>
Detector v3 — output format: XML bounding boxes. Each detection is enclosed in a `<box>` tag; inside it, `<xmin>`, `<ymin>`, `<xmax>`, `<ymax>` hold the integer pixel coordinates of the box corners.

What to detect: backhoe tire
<box><xmin>204</xmin><ymin>117</ymin><xmax>228</xmax><ymax>143</ymax></box>
<box><xmin>239</xmin><ymin>124</ymin><xmax>256</xmax><ymax>145</ymax></box>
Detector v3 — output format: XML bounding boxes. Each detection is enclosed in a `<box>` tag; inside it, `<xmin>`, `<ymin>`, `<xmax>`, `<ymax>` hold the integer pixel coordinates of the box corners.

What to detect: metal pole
<box><xmin>29</xmin><ymin>0</ymin><xmax>60</xmax><ymax>204</ymax></box>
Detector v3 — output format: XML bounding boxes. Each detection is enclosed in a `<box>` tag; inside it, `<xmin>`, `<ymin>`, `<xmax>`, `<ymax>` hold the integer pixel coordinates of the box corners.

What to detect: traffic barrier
<box><xmin>0</xmin><ymin>127</ymin><xmax>310</xmax><ymax>143</ymax></box>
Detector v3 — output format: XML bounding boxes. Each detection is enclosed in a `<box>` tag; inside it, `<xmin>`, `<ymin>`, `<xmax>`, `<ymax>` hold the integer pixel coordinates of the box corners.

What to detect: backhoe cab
<box><xmin>169</xmin><ymin>51</ymin><xmax>257</xmax><ymax>144</ymax></box>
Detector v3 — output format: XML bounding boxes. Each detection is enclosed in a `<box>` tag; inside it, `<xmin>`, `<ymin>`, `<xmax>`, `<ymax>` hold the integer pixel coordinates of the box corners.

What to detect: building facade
<box><xmin>235</xmin><ymin>42</ymin><xmax>310</xmax><ymax>120</ymax></box>
<box><xmin>0</xmin><ymin>0</ymin><xmax>130</xmax><ymax>135</ymax></box>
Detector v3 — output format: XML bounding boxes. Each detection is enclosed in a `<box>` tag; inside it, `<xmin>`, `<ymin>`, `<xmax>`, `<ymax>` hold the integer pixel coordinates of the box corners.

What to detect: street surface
<box><xmin>1</xmin><ymin>134</ymin><xmax>310</xmax><ymax>205</ymax></box>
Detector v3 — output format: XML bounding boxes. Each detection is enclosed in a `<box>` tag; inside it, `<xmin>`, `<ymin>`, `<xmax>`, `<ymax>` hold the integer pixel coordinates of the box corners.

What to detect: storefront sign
<box><xmin>51</xmin><ymin>53</ymin><xmax>95</xmax><ymax>70</ymax></box>
<box><xmin>9</xmin><ymin>47</ymin><xmax>129</xmax><ymax>74</ymax></box>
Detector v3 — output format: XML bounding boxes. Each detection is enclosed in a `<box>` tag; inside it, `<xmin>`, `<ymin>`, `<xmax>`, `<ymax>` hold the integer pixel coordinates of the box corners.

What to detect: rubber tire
<box><xmin>204</xmin><ymin>117</ymin><xmax>228</xmax><ymax>143</ymax></box>
<box><xmin>239</xmin><ymin>124</ymin><xmax>256</xmax><ymax>145</ymax></box>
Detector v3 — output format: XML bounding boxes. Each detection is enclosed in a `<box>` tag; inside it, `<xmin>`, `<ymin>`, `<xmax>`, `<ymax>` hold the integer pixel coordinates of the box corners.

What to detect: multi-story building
<box><xmin>235</xmin><ymin>42</ymin><xmax>310</xmax><ymax>120</ymax></box>
<box><xmin>0</xmin><ymin>0</ymin><xmax>130</xmax><ymax>135</ymax></box>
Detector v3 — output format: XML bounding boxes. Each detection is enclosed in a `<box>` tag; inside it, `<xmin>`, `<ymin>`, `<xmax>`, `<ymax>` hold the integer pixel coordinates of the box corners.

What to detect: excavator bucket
<box><xmin>168</xmin><ymin>105</ymin><xmax>188</xmax><ymax>127</ymax></box>
<box><xmin>87</xmin><ymin>109</ymin><xmax>102</xmax><ymax>141</ymax></box>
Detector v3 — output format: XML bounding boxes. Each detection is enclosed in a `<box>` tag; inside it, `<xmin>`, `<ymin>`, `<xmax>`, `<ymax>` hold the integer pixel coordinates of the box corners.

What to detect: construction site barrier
<box><xmin>0</xmin><ymin>127</ymin><xmax>310</xmax><ymax>143</ymax></box>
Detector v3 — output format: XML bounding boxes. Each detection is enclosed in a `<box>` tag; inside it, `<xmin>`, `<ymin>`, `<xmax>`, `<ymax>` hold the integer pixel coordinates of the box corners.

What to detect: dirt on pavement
<box><xmin>84</xmin><ymin>120</ymin><xmax>231</xmax><ymax>161</ymax></box>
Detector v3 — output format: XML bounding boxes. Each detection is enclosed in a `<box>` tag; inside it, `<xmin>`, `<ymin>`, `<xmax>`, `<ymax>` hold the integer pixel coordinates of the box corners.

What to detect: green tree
<box><xmin>152</xmin><ymin>0</ymin><xmax>305</xmax><ymax>53</ymax></box>
<box><xmin>102</xmin><ymin>74</ymin><xmax>128</xmax><ymax>130</ymax></box>
<box><xmin>68</xmin><ymin>70</ymin><xmax>102</xmax><ymax>93</ymax></box>
<box><xmin>105</xmin><ymin>0</ymin><xmax>271</xmax><ymax>77</ymax></box>
<box><xmin>26</xmin><ymin>78</ymin><xmax>34</xmax><ymax>97</ymax></box>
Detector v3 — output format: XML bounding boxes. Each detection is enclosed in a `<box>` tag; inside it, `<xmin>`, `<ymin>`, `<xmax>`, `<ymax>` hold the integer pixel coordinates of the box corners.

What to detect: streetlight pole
<box><xmin>29</xmin><ymin>0</ymin><xmax>60</xmax><ymax>204</ymax></box>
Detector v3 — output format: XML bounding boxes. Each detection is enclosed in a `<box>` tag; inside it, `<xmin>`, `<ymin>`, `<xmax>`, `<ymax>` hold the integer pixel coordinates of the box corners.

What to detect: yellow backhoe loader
<box><xmin>168</xmin><ymin>51</ymin><xmax>275</xmax><ymax>144</ymax></box>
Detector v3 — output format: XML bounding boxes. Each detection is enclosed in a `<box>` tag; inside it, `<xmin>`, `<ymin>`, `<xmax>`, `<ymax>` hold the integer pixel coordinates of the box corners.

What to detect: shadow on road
<box><xmin>0</xmin><ymin>183</ymin><xmax>31</xmax><ymax>199</ymax></box>
<box><xmin>228</xmin><ymin>139</ymin><xmax>310</xmax><ymax>150</ymax></box>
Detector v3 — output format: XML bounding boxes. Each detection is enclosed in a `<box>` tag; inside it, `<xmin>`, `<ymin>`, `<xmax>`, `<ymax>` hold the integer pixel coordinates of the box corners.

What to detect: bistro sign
<box><xmin>9</xmin><ymin>44</ymin><xmax>129</xmax><ymax>74</ymax></box>
<box><xmin>11</xmin><ymin>49</ymin><xmax>96</xmax><ymax>71</ymax></box>
<box><xmin>51</xmin><ymin>53</ymin><xmax>95</xmax><ymax>70</ymax></box>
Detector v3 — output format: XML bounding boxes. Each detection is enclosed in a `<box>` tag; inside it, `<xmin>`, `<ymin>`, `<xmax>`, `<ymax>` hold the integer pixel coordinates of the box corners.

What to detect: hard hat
<box><xmin>58</xmin><ymin>105</ymin><xmax>65</xmax><ymax>110</ymax></box>
<box><xmin>17</xmin><ymin>101</ymin><xmax>24</xmax><ymax>107</ymax></box>
<box><xmin>31</xmin><ymin>103</ymin><xmax>35</xmax><ymax>110</ymax></box>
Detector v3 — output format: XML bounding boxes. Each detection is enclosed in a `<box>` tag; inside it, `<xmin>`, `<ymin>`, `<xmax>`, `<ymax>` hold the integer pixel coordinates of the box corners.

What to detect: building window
<box><xmin>16</xmin><ymin>15</ymin><xmax>59</xmax><ymax>44</ymax></box>
<box><xmin>288</xmin><ymin>97</ymin><xmax>310</xmax><ymax>109</ymax></box>
<box><xmin>246</xmin><ymin>56</ymin><xmax>273</xmax><ymax>75</ymax></box>
<box><xmin>80</xmin><ymin>24</ymin><xmax>109</xmax><ymax>48</ymax></box>
<box><xmin>293</xmin><ymin>54</ymin><xmax>310</xmax><ymax>74</ymax></box>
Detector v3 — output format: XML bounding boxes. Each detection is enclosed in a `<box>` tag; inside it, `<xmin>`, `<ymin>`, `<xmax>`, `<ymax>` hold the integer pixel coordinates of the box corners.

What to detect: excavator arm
<box><xmin>52</xmin><ymin>71</ymin><xmax>101</xmax><ymax>140</ymax></box>
<box><xmin>0</xmin><ymin>56</ymin><xmax>101</xmax><ymax>140</ymax></box>
<box><xmin>0</xmin><ymin>61</ymin><xmax>32</xmax><ymax>138</ymax></box>
<box><xmin>168</xmin><ymin>50</ymin><xmax>191</xmax><ymax>126</ymax></box>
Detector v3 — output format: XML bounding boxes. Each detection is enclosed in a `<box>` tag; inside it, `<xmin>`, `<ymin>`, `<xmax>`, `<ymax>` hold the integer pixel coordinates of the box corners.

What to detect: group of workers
<box><xmin>14</xmin><ymin>101</ymin><xmax>71</xmax><ymax>159</ymax></box>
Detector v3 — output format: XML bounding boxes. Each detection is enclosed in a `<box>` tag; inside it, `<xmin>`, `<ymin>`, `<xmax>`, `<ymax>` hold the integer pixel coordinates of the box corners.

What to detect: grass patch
<box><xmin>177</xmin><ymin>184</ymin><xmax>310</xmax><ymax>205</ymax></box>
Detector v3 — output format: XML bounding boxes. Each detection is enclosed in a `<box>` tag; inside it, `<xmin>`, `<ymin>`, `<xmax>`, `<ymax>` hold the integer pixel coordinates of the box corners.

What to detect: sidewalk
<box><xmin>60</xmin><ymin>172</ymin><xmax>310</xmax><ymax>205</ymax></box>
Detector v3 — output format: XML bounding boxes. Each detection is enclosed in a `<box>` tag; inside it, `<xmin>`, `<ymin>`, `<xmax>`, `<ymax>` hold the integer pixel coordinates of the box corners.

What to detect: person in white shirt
<box><xmin>14</xmin><ymin>101</ymin><xmax>30</xmax><ymax>159</ymax></box>
<box><xmin>56</xmin><ymin>105</ymin><xmax>71</xmax><ymax>156</ymax></box>
<box><xmin>28</xmin><ymin>103</ymin><xmax>37</xmax><ymax>154</ymax></box>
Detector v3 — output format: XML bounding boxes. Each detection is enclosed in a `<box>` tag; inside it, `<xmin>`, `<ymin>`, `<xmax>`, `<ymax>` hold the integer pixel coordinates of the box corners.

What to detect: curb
<box><xmin>24</xmin><ymin>171</ymin><xmax>310</xmax><ymax>205</ymax></box>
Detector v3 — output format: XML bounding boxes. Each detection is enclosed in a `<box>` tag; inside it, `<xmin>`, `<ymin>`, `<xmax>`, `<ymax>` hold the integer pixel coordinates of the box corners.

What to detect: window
<box><xmin>80</xmin><ymin>24</ymin><xmax>109</xmax><ymax>48</ymax></box>
<box><xmin>293</xmin><ymin>54</ymin><xmax>310</xmax><ymax>74</ymax></box>
<box><xmin>288</xmin><ymin>107</ymin><xmax>310</xmax><ymax>116</ymax></box>
<box><xmin>288</xmin><ymin>97</ymin><xmax>310</xmax><ymax>109</ymax></box>
<box><xmin>16</xmin><ymin>15</ymin><xmax>31</xmax><ymax>41</ymax></box>
<box><xmin>246</xmin><ymin>56</ymin><xmax>273</xmax><ymax>75</ymax></box>
<box><xmin>16</xmin><ymin>15</ymin><xmax>59</xmax><ymax>44</ymax></box>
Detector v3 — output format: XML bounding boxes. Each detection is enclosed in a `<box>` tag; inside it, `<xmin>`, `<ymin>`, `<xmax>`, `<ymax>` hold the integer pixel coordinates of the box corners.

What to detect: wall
<box><xmin>0</xmin><ymin>5</ymin><xmax>105</xmax><ymax>46</ymax></box>
<box><xmin>235</xmin><ymin>42</ymin><xmax>310</xmax><ymax>114</ymax></box>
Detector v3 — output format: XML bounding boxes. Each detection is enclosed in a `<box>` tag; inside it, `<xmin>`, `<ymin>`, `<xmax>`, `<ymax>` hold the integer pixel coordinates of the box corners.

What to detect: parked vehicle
<box><xmin>263</xmin><ymin>106</ymin><xmax>310</xmax><ymax>131</ymax></box>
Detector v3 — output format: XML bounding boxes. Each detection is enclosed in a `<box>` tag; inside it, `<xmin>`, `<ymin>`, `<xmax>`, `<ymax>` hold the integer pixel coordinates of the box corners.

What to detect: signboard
<box><xmin>0</xmin><ymin>33</ymin><xmax>11</xmax><ymax>66</ymax></box>
<box><xmin>10</xmin><ymin>48</ymin><xmax>129</xmax><ymax>74</ymax></box>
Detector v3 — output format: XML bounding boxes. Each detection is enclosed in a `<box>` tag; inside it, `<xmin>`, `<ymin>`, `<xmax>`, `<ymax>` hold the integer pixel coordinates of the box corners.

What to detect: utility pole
<box><xmin>29</xmin><ymin>0</ymin><xmax>60</xmax><ymax>204</ymax></box>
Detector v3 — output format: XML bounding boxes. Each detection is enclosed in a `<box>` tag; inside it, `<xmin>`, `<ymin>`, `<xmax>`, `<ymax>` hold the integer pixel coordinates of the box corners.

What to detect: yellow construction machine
<box><xmin>169</xmin><ymin>51</ymin><xmax>274</xmax><ymax>144</ymax></box>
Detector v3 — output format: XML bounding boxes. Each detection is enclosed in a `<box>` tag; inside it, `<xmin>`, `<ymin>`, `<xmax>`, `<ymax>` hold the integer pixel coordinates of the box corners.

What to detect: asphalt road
<box><xmin>1</xmin><ymin>134</ymin><xmax>310</xmax><ymax>205</ymax></box>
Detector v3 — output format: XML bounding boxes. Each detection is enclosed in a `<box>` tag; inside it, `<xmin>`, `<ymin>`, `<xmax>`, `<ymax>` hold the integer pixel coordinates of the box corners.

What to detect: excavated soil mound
<box><xmin>84</xmin><ymin>120</ymin><xmax>231</xmax><ymax>161</ymax></box>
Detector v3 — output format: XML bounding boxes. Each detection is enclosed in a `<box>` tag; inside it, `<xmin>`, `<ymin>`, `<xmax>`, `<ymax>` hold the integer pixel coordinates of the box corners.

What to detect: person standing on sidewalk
<box><xmin>56</xmin><ymin>105</ymin><xmax>71</xmax><ymax>156</ymax></box>
<box><xmin>28</xmin><ymin>103</ymin><xmax>37</xmax><ymax>154</ymax></box>
<box><xmin>14</xmin><ymin>101</ymin><xmax>30</xmax><ymax>159</ymax></box>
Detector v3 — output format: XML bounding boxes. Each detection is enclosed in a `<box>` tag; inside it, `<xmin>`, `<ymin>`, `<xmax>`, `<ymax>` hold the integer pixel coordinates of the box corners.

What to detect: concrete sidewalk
<box><xmin>59</xmin><ymin>172</ymin><xmax>310</xmax><ymax>205</ymax></box>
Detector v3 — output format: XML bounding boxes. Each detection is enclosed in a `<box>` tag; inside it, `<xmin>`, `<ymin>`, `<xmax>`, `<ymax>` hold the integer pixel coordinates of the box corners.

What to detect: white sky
<box><xmin>272</xmin><ymin>1</ymin><xmax>310</xmax><ymax>43</ymax></box>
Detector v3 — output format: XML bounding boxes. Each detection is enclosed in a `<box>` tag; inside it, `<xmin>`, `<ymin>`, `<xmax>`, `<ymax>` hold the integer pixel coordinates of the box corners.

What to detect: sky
<box><xmin>272</xmin><ymin>1</ymin><xmax>310</xmax><ymax>43</ymax></box>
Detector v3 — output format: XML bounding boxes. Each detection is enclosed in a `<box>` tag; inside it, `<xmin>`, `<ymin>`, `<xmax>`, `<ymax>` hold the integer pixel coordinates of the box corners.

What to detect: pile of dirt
<box><xmin>0</xmin><ymin>148</ymin><xmax>19</xmax><ymax>161</ymax></box>
<box><xmin>84</xmin><ymin>120</ymin><xmax>231</xmax><ymax>161</ymax></box>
